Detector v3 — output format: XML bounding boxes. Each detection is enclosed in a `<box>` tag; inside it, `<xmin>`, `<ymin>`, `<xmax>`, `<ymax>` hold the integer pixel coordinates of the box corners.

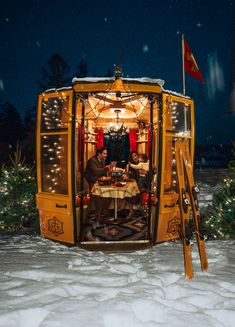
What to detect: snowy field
<box><xmin>0</xmin><ymin>168</ymin><xmax>234</xmax><ymax>327</ymax></box>
<box><xmin>0</xmin><ymin>234</ymin><xmax>234</xmax><ymax>327</ymax></box>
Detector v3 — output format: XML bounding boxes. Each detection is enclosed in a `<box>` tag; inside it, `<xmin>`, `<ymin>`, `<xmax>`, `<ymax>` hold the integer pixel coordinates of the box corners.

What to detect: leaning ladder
<box><xmin>175</xmin><ymin>139</ymin><xmax>208</xmax><ymax>279</ymax></box>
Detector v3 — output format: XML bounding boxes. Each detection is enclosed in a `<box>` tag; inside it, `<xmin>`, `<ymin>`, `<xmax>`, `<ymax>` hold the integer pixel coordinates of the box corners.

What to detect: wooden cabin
<box><xmin>36</xmin><ymin>74</ymin><xmax>195</xmax><ymax>252</ymax></box>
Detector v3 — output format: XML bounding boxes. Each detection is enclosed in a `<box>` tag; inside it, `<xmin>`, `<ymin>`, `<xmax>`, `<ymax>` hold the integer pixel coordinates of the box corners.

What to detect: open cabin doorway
<box><xmin>75</xmin><ymin>91</ymin><xmax>160</xmax><ymax>245</ymax></box>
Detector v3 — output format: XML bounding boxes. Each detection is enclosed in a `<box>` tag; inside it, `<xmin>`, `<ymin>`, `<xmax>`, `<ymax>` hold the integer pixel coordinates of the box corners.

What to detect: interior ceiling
<box><xmin>86</xmin><ymin>92</ymin><xmax>149</xmax><ymax>120</ymax></box>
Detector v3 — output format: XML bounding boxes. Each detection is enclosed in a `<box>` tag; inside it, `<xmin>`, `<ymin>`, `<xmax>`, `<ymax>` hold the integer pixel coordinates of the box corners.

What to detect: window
<box><xmin>167</xmin><ymin>101</ymin><xmax>191</xmax><ymax>135</ymax></box>
<box><xmin>41</xmin><ymin>134</ymin><xmax>68</xmax><ymax>194</ymax></box>
<box><xmin>41</xmin><ymin>96</ymin><xmax>69</xmax><ymax>131</ymax></box>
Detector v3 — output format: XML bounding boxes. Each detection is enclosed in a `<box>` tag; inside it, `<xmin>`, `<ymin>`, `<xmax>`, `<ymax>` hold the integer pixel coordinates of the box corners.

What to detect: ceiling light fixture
<box><xmin>107</xmin><ymin>109</ymin><xmax>128</xmax><ymax>137</ymax></box>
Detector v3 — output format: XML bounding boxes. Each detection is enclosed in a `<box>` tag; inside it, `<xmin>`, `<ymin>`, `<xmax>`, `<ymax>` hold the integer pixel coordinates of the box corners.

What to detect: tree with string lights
<box><xmin>204</xmin><ymin>169</ymin><xmax>235</xmax><ymax>239</ymax></box>
<box><xmin>0</xmin><ymin>145</ymin><xmax>37</xmax><ymax>231</ymax></box>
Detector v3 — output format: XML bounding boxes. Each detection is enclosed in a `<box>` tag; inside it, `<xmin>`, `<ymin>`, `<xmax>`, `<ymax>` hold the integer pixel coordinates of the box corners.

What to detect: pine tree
<box><xmin>22</xmin><ymin>107</ymin><xmax>36</xmax><ymax>165</ymax></box>
<box><xmin>229</xmin><ymin>141</ymin><xmax>235</xmax><ymax>168</ymax></box>
<box><xmin>204</xmin><ymin>169</ymin><xmax>235</xmax><ymax>239</ymax></box>
<box><xmin>104</xmin><ymin>68</ymin><xmax>113</xmax><ymax>77</ymax></box>
<box><xmin>0</xmin><ymin>102</ymin><xmax>23</xmax><ymax>145</ymax></box>
<box><xmin>0</xmin><ymin>145</ymin><xmax>37</xmax><ymax>231</ymax></box>
<box><xmin>0</xmin><ymin>102</ymin><xmax>23</xmax><ymax>165</ymax></box>
<box><xmin>76</xmin><ymin>58</ymin><xmax>88</xmax><ymax>77</ymax></box>
<box><xmin>38</xmin><ymin>53</ymin><xmax>70</xmax><ymax>90</ymax></box>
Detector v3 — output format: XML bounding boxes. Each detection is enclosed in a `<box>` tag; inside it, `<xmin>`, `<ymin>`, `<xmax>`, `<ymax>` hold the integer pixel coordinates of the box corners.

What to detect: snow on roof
<box><xmin>163</xmin><ymin>88</ymin><xmax>191</xmax><ymax>99</ymax></box>
<box><xmin>42</xmin><ymin>80</ymin><xmax>192</xmax><ymax>99</ymax></box>
<box><xmin>122</xmin><ymin>77</ymin><xmax>165</xmax><ymax>86</ymax></box>
<box><xmin>72</xmin><ymin>76</ymin><xmax>165</xmax><ymax>86</ymax></box>
<box><xmin>43</xmin><ymin>86</ymin><xmax>73</xmax><ymax>93</ymax></box>
<box><xmin>72</xmin><ymin>77</ymin><xmax>114</xmax><ymax>83</ymax></box>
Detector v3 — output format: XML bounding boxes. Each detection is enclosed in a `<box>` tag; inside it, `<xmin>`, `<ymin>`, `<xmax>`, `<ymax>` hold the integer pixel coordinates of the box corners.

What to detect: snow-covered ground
<box><xmin>0</xmin><ymin>168</ymin><xmax>234</xmax><ymax>327</ymax></box>
<box><xmin>0</xmin><ymin>234</ymin><xmax>234</xmax><ymax>327</ymax></box>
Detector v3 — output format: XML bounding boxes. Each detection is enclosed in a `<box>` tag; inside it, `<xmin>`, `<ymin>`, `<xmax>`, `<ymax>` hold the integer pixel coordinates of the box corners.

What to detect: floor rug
<box><xmin>84</xmin><ymin>209</ymin><xmax>148</xmax><ymax>242</ymax></box>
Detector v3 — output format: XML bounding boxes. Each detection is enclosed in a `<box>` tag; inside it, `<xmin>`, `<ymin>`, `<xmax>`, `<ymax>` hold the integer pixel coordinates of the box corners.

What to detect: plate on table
<box><xmin>112</xmin><ymin>181</ymin><xmax>127</xmax><ymax>188</ymax></box>
<box><xmin>97</xmin><ymin>176</ymin><xmax>112</xmax><ymax>185</ymax></box>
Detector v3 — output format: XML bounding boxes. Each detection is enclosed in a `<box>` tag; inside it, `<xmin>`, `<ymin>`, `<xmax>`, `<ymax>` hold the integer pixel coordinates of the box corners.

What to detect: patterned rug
<box><xmin>93</xmin><ymin>225</ymin><xmax>135</xmax><ymax>241</ymax></box>
<box><xmin>84</xmin><ymin>209</ymin><xmax>148</xmax><ymax>242</ymax></box>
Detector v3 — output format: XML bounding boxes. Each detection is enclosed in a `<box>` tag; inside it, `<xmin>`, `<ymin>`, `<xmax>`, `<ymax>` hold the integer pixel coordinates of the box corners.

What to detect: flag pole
<box><xmin>182</xmin><ymin>34</ymin><xmax>186</xmax><ymax>95</ymax></box>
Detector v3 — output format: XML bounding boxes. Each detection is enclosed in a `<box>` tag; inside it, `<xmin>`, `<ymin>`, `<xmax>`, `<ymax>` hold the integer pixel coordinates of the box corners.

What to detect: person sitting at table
<box><xmin>85</xmin><ymin>147</ymin><xmax>116</xmax><ymax>188</ymax></box>
<box><xmin>85</xmin><ymin>147</ymin><xmax>117</xmax><ymax>224</ymax></box>
<box><xmin>124</xmin><ymin>151</ymin><xmax>141</xmax><ymax>218</ymax></box>
<box><xmin>129</xmin><ymin>153</ymin><xmax>149</xmax><ymax>191</ymax></box>
<box><xmin>126</xmin><ymin>151</ymin><xmax>140</xmax><ymax>182</ymax></box>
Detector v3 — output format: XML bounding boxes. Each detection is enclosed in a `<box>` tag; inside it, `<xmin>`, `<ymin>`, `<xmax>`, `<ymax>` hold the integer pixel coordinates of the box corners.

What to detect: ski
<box><xmin>182</xmin><ymin>140</ymin><xmax>208</xmax><ymax>272</ymax></box>
<box><xmin>175</xmin><ymin>140</ymin><xmax>193</xmax><ymax>279</ymax></box>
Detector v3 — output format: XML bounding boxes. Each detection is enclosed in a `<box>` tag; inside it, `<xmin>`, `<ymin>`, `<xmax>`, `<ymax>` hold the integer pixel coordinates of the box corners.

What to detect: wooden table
<box><xmin>91</xmin><ymin>179</ymin><xmax>140</xmax><ymax>221</ymax></box>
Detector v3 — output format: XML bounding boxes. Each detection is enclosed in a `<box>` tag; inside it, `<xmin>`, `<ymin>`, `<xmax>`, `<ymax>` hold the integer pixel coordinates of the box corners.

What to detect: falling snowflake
<box><xmin>196</xmin><ymin>22</ymin><xmax>202</xmax><ymax>27</ymax></box>
<box><xmin>206</xmin><ymin>52</ymin><xmax>225</xmax><ymax>101</ymax></box>
<box><xmin>5</xmin><ymin>17</ymin><xmax>9</xmax><ymax>22</ymax></box>
<box><xmin>143</xmin><ymin>45</ymin><xmax>149</xmax><ymax>53</ymax></box>
<box><xmin>36</xmin><ymin>41</ymin><xmax>41</xmax><ymax>47</ymax></box>
<box><xmin>104</xmin><ymin>17</ymin><xmax>108</xmax><ymax>22</ymax></box>
<box><xmin>0</xmin><ymin>79</ymin><xmax>4</xmax><ymax>91</ymax></box>
<box><xmin>176</xmin><ymin>30</ymin><xmax>180</xmax><ymax>35</ymax></box>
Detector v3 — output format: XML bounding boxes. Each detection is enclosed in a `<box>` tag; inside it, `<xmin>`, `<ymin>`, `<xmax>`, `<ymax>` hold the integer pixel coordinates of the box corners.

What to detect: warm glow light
<box><xmin>109</xmin><ymin>108</ymin><xmax>126</xmax><ymax>114</ymax></box>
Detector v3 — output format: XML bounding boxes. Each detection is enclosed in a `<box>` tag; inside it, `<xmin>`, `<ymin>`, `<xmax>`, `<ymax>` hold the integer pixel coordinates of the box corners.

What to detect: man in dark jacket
<box><xmin>85</xmin><ymin>147</ymin><xmax>115</xmax><ymax>186</ymax></box>
<box><xmin>85</xmin><ymin>147</ymin><xmax>116</xmax><ymax>223</ymax></box>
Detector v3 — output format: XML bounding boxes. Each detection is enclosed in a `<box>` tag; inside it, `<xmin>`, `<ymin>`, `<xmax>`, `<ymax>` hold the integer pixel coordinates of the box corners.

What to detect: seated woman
<box><xmin>124</xmin><ymin>151</ymin><xmax>141</xmax><ymax>218</ymax></box>
<box><xmin>126</xmin><ymin>151</ymin><xmax>140</xmax><ymax>181</ymax></box>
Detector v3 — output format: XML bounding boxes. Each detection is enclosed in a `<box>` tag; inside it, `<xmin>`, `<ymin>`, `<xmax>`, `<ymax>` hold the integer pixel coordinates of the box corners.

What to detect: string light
<box><xmin>204</xmin><ymin>169</ymin><xmax>235</xmax><ymax>240</ymax></box>
<box><xmin>0</xmin><ymin>153</ymin><xmax>37</xmax><ymax>230</ymax></box>
<box><xmin>41</xmin><ymin>97</ymin><xmax>68</xmax><ymax>130</ymax></box>
<box><xmin>40</xmin><ymin>96</ymin><xmax>69</xmax><ymax>194</ymax></box>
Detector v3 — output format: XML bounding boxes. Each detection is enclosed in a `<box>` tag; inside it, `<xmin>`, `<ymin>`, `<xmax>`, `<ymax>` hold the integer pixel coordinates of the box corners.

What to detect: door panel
<box><xmin>39</xmin><ymin>210</ymin><xmax>74</xmax><ymax>243</ymax></box>
<box><xmin>36</xmin><ymin>90</ymin><xmax>75</xmax><ymax>244</ymax></box>
<box><xmin>155</xmin><ymin>93</ymin><xmax>194</xmax><ymax>244</ymax></box>
<box><xmin>36</xmin><ymin>194</ymin><xmax>71</xmax><ymax>213</ymax></box>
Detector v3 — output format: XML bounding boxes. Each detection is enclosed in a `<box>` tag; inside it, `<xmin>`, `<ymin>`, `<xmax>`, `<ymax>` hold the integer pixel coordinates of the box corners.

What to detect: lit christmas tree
<box><xmin>0</xmin><ymin>145</ymin><xmax>37</xmax><ymax>230</ymax></box>
<box><xmin>204</xmin><ymin>169</ymin><xmax>235</xmax><ymax>239</ymax></box>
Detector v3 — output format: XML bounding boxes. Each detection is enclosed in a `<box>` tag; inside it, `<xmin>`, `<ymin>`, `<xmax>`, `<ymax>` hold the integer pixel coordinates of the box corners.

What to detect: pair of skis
<box><xmin>175</xmin><ymin>139</ymin><xmax>208</xmax><ymax>279</ymax></box>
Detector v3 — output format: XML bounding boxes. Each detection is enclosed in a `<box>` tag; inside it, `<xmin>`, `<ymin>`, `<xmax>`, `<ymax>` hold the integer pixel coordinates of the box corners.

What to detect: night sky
<box><xmin>0</xmin><ymin>0</ymin><xmax>234</xmax><ymax>145</ymax></box>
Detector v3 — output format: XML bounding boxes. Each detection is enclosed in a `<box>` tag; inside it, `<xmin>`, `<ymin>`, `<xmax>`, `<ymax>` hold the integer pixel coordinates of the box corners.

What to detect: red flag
<box><xmin>183</xmin><ymin>38</ymin><xmax>205</xmax><ymax>84</ymax></box>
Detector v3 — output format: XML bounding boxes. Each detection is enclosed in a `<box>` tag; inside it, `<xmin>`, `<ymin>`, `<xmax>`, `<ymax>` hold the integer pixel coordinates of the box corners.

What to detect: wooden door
<box><xmin>36</xmin><ymin>90</ymin><xmax>76</xmax><ymax>244</ymax></box>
